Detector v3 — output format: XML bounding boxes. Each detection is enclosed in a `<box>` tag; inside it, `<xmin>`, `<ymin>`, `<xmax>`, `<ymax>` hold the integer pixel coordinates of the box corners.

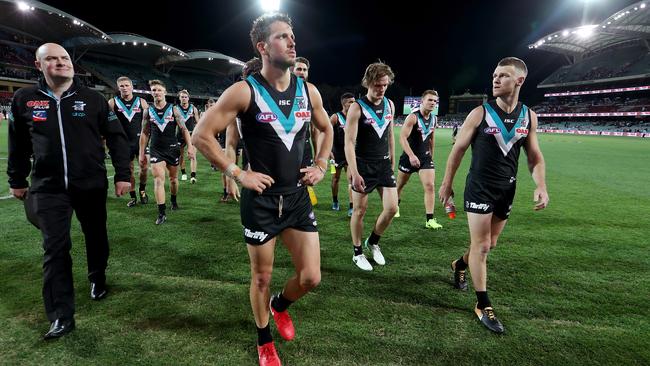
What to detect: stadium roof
<box><xmin>162</xmin><ymin>50</ymin><xmax>245</xmax><ymax>75</ymax></box>
<box><xmin>529</xmin><ymin>1</ymin><xmax>650</xmax><ymax>56</ymax></box>
<box><xmin>0</xmin><ymin>0</ymin><xmax>110</xmax><ymax>48</ymax></box>
<box><xmin>86</xmin><ymin>33</ymin><xmax>189</xmax><ymax>65</ymax></box>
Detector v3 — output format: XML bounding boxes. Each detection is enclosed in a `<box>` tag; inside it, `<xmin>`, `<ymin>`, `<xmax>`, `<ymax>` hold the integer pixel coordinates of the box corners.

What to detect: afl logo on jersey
<box><xmin>256</xmin><ymin>112</ymin><xmax>278</xmax><ymax>123</ymax></box>
<box><xmin>484</xmin><ymin>127</ymin><xmax>500</xmax><ymax>135</ymax></box>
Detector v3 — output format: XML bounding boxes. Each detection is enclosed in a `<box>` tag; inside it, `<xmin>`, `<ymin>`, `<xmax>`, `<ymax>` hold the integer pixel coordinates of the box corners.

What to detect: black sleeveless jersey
<box><xmin>468</xmin><ymin>99</ymin><xmax>531</xmax><ymax>184</ymax></box>
<box><xmin>355</xmin><ymin>96</ymin><xmax>393</xmax><ymax>160</ymax></box>
<box><xmin>333</xmin><ymin>112</ymin><xmax>347</xmax><ymax>153</ymax></box>
<box><xmin>176</xmin><ymin>104</ymin><xmax>196</xmax><ymax>132</ymax></box>
<box><xmin>239</xmin><ymin>73</ymin><xmax>312</xmax><ymax>195</ymax></box>
<box><xmin>148</xmin><ymin>103</ymin><xmax>179</xmax><ymax>149</ymax></box>
<box><xmin>113</xmin><ymin>95</ymin><xmax>143</xmax><ymax>145</ymax></box>
<box><xmin>406</xmin><ymin>110</ymin><xmax>436</xmax><ymax>157</ymax></box>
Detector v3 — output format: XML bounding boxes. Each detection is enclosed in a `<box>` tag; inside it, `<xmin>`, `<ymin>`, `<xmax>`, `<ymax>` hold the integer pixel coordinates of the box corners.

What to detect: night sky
<box><xmin>42</xmin><ymin>0</ymin><xmax>639</xmax><ymax>111</ymax></box>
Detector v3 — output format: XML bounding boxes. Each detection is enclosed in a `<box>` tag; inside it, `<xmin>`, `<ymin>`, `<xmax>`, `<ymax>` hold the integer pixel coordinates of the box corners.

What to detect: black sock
<box><xmin>130</xmin><ymin>191</ymin><xmax>136</xmax><ymax>198</ymax></box>
<box><xmin>139</xmin><ymin>183</ymin><xmax>146</xmax><ymax>192</ymax></box>
<box><xmin>223</xmin><ymin>188</ymin><xmax>227</xmax><ymax>196</ymax></box>
<box><xmin>158</xmin><ymin>204</ymin><xmax>166</xmax><ymax>215</ymax></box>
<box><xmin>368</xmin><ymin>231</ymin><xmax>381</xmax><ymax>246</ymax></box>
<box><xmin>333</xmin><ymin>195</ymin><xmax>338</xmax><ymax>204</ymax></box>
<box><xmin>476</xmin><ymin>291</ymin><xmax>491</xmax><ymax>309</ymax></box>
<box><xmin>257</xmin><ymin>324</ymin><xmax>273</xmax><ymax>346</ymax></box>
<box><xmin>353</xmin><ymin>245</ymin><xmax>363</xmax><ymax>256</ymax></box>
<box><xmin>171</xmin><ymin>195</ymin><xmax>177</xmax><ymax>205</ymax></box>
<box><xmin>271</xmin><ymin>293</ymin><xmax>293</xmax><ymax>313</ymax></box>
<box><xmin>455</xmin><ymin>256</ymin><xmax>468</xmax><ymax>271</ymax></box>
<box><xmin>191</xmin><ymin>172</ymin><xmax>196</xmax><ymax>178</ymax></box>
<box><xmin>181</xmin><ymin>169</ymin><xmax>186</xmax><ymax>175</ymax></box>
<box><xmin>426</xmin><ymin>213</ymin><xmax>433</xmax><ymax>220</ymax></box>
<box><xmin>398</xmin><ymin>199</ymin><xmax>401</xmax><ymax>205</ymax></box>
<box><xmin>349</xmin><ymin>203</ymin><xmax>353</xmax><ymax>209</ymax></box>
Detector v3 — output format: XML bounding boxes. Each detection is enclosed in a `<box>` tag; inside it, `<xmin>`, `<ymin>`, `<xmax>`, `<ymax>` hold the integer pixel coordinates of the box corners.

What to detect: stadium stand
<box><xmin>530</xmin><ymin>1</ymin><xmax>650</xmax><ymax>137</ymax></box>
<box><xmin>0</xmin><ymin>1</ymin><xmax>243</xmax><ymax>103</ymax></box>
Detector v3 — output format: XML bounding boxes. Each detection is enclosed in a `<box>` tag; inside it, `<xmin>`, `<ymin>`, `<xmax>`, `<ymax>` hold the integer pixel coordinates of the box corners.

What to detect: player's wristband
<box><xmin>224</xmin><ymin>163</ymin><xmax>241</xmax><ymax>181</ymax></box>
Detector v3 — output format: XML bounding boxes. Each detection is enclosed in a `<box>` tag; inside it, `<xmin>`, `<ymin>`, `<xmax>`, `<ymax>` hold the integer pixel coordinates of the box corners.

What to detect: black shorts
<box><xmin>333</xmin><ymin>148</ymin><xmax>347</xmax><ymax>167</ymax></box>
<box><xmin>354</xmin><ymin>157</ymin><xmax>396</xmax><ymax>194</ymax></box>
<box><xmin>149</xmin><ymin>143</ymin><xmax>180</xmax><ymax>166</ymax></box>
<box><xmin>463</xmin><ymin>176</ymin><xmax>516</xmax><ymax>220</ymax></box>
<box><xmin>240</xmin><ymin>188</ymin><xmax>318</xmax><ymax>245</ymax></box>
<box><xmin>398</xmin><ymin>152</ymin><xmax>434</xmax><ymax>174</ymax></box>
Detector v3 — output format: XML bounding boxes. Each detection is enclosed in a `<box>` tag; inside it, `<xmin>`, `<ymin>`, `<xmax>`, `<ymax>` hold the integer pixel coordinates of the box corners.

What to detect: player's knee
<box><xmin>385</xmin><ymin>202</ymin><xmax>398</xmax><ymax>216</ymax></box>
<box><xmin>252</xmin><ymin>272</ymin><xmax>272</xmax><ymax>291</ymax></box>
<box><xmin>353</xmin><ymin>205</ymin><xmax>367</xmax><ymax>217</ymax></box>
<box><xmin>299</xmin><ymin>271</ymin><xmax>321</xmax><ymax>291</ymax></box>
<box><xmin>424</xmin><ymin>181</ymin><xmax>435</xmax><ymax>192</ymax></box>
<box><xmin>472</xmin><ymin>240</ymin><xmax>492</xmax><ymax>255</ymax></box>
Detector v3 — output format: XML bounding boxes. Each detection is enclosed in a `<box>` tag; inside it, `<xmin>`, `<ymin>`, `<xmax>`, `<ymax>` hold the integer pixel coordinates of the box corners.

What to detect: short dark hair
<box><xmin>242</xmin><ymin>57</ymin><xmax>262</xmax><ymax>78</ymax></box>
<box><xmin>340</xmin><ymin>92</ymin><xmax>355</xmax><ymax>101</ymax></box>
<box><xmin>294</xmin><ymin>57</ymin><xmax>310</xmax><ymax>68</ymax></box>
<box><xmin>250</xmin><ymin>13</ymin><xmax>292</xmax><ymax>56</ymax></box>
<box><xmin>497</xmin><ymin>57</ymin><xmax>528</xmax><ymax>76</ymax></box>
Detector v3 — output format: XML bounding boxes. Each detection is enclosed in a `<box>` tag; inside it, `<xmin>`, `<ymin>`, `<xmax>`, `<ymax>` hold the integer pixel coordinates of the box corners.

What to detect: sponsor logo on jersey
<box><xmin>27</xmin><ymin>100</ymin><xmax>50</xmax><ymax>109</ymax></box>
<box><xmin>384</xmin><ymin>114</ymin><xmax>393</xmax><ymax>122</ymax></box>
<box><xmin>466</xmin><ymin>201</ymin><xmax>490</xmax><ymax>211</ymax></box>
<box><xmin>516</xmin><ymin>128</ymin><xmax>529</xmax><ymax>134</ymax></box>
<box><xmin>244</xmin><ymin>228</ymin><xmax>269</xmax><ymax>242</ymax></box>
<box><xmin>294</xmin><ymin>111</ymin><xmax>311</xmax><ymax>119</ymax></box>
<box><xmin>364</xmin><ymin>118</ymin><xmax>376</xmax><ymax>125</ymax></box>
<box><xmin>296</xmin><ymin>96</ymin><xmax>306</xmax><ymax>109</ymax></box>
<box><xmin>256</xmin><ymin>112</ymin><xmax>278</xmax><ymax>123</ymax></box>
<box><xmin>484</xmin><ymin>127</ymin><xmax>500</xmax><ymax>135</ymax></box>
<box><xmin>278</xmin><ymin>99</ymin><xmax>291</xmax><ymax>106</ymax></box>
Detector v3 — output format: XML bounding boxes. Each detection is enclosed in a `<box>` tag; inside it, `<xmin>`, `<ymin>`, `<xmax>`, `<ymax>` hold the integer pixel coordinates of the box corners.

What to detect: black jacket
<box><xmin>7</xmin><ymin>78</ymin><xmax>130</xmax><ymax>193</ymax></box>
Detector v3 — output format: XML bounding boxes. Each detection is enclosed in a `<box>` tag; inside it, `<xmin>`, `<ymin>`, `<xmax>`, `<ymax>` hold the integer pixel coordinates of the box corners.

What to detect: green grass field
<box><xmin>1</xmin><ymin>121</ymin><xmax>649</xmax><ymax>365</ymax></box>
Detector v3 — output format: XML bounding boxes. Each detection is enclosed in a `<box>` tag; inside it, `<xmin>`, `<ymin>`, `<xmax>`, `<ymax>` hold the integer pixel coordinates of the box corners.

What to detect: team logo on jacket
<box><xmin>73</xmin><ymin>101</ymin><xmax>86</xmax><ymax>111</ymax></box>
<box><xmin>484</xmin><ymin>127</ymin><xmax>500</xmax><ymax>135</ymax></box>
<box><xmin>27</xmin><ymin>100</ymin><xmax>50</xmax><ymax>109</ymax></box>
<box><xmin>32</xmin><ymin>110</ymin><xmax>47</xmax><ymax>122</ymax></box>
<box><xmin>256</xmin><ymin>112</ymin><xmax>278</xmax><ymax>123</ymax></box>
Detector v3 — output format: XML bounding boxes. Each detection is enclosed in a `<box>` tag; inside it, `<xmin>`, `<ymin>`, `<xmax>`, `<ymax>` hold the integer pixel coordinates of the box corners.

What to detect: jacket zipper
<box><xmin>38</xmin><ymin>89</ymin><xmax>77</xmax><ymax>190</ymax></box>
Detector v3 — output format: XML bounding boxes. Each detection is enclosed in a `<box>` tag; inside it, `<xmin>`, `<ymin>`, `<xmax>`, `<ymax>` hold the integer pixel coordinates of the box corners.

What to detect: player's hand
<box><xmin>139</xmin><ymin>153</ymin><xmax>147</xmax><ymax>167</ymax></box>
<box><xmin>10</xmin><ymin>187</ymin><xmax>28</xmax><ymax>200</ymax></box>
<box><xmin>533</xmin><ymin>187</ymin><xmax>549</xmax><ymax>211</ymax></box>
<box><xmin>438</xmin><ymin>182</ymin><xmax>454</xmax><ymax>205</ymax></box>
<box><xmin>187</xmin><ymin>145</ymin><xmax>196</xmax><ymax>160</ymax></box>
<box><xmin>351</xmin><ymin>172</ymin><xmax>366</xmax><ymax>192</ymax></box>
<box><xmin>239</xmin><ymin>170</ymin><xmax>275</xmax><ymax>194</ymax></box>
<box><xmin>115</xmin><ymin>181</ymin><xmax>131</xmax><ymax>197</ymax></box>
<box><xmin>409</xmin><ymin>154</ymin><xmax>421</xmax><ymax>168</ymax></box>
<box><xmin>227</xmin><ymin>178</ymin><xmax>240</xmax><ymax>202</ymax></box>
<box><xmin>300</xmin><ymin>166</ymin><xmax>324</xmax><ymax>186</ymax></box>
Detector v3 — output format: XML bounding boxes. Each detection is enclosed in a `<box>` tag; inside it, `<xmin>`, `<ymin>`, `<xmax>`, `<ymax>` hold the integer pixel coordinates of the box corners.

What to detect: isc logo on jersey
<box><xmin>484</xmin><ymin>127</ymin><xmax>500</xmax><ymax>135</ymax></box>
<box><xmin>256</xmin><ymin>112</ymin><xmax>278</xmax><ymax>123</ymax></box>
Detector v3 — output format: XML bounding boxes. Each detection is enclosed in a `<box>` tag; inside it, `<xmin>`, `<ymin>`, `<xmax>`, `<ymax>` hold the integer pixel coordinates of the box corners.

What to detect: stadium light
<box><xmin>641</xmin><ymin>3</ymin><xmax>646</xmax><ymax>9</ymax></box>
<box><xmin>260</xmin><ymin>0</ymin><xmax>280</xmax><ymax>12</ymax></box>
<box><xmin>576</xmin><ymin>25</ymin><xmax>597</xmax><ymax>38</ymax></box>
<box><xmin>17</xmin><ymin>1</ymin><xmax>29</xmax><ymax>11</ymax></box>
<box><xmin>562</xmin><ymin>30</ymin><xmax>570</xmax><ymax>36</ymax></box>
